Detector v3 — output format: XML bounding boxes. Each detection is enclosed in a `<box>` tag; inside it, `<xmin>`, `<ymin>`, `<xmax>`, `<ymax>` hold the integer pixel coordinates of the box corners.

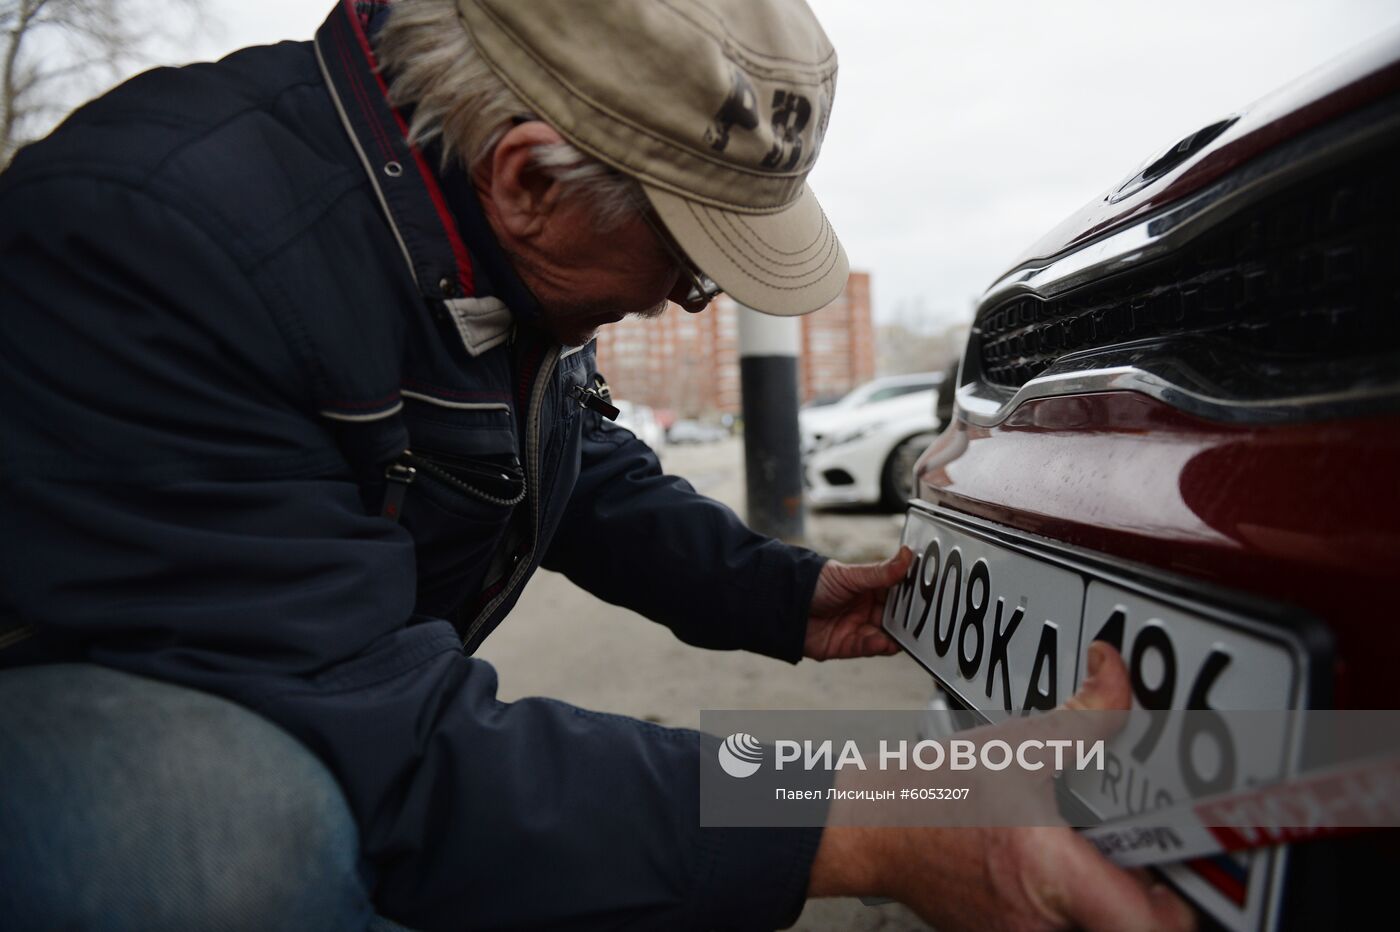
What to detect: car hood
<box><xmin>801</xmin><ymin>391</ymin><xmax>936</xmax><ymax>438</ymax></box>
<box><xmin>1001</xmin><ymin>28</ymin><xmax>1400</xmax><ymax>276</ymax></box>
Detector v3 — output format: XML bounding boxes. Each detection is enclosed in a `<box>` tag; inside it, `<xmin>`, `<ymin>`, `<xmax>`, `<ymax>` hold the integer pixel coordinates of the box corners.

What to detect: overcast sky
<box><xmin>151</xmin><ymin>0</ymin><xmax>1400</xmax><ymax>331</ymax></box>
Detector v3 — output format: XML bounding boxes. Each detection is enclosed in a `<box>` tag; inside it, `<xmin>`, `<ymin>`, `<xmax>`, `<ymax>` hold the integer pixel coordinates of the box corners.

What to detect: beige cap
<box><xmin>455</xmin><ymin>0</ymin><xmax>849</xmax><ymax>316</ymax></box>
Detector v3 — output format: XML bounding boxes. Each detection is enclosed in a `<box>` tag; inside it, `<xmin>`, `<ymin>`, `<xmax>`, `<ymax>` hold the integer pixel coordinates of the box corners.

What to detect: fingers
<box><xmin>1051</xmin><ymin>640</ymin><xmax>1132</xmax><ymax>745</ymax></box>
<box><xmin>1064</xmin><ymin>641</ymin><xmax>1132</xmax><ymax>713</ymax></box>
<box><xmin>859</xmin><ymin>629</ymin><xmax>899</xmax><ymax>656</ymax></box>
<box><xmin>1146</xmin><ymin>882</ymin><xmax>1198</xmax><ymax>932</ymax></box>
<box><xmin>1056</xmin><ymin>833</ymin><xmax>1196</xmax><ymax>932</ymax></box>
<box><xmin>812</xmin><ymin>547</ymin><xmax>914</xmax><ymax>617</ymax></box>
<box><xmin>838</xmin><ymin>546</ymin><xmax>914</xmax><ymax>592</ymax></box>
<box><xmin>984</xmin><ymin>642</ymin><xmax>1131</xmax><ymax>756</ymax></box>
<box><xmin>886</xmin><ymin>545</ymin><xmax>914</xmax><ymax>581</ymax></box>
<box><xmin>823</xmin><ymin>626</ymin><xmax>898</xmax><ymax>660</ymax></box>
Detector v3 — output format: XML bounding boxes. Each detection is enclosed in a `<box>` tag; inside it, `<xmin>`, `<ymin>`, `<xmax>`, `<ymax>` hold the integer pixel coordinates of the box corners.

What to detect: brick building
<box><xmin>799</xmin><ymin>270</ymin><xmax>875</xmax><ymax>405</ymax></box>
<box><xmin>594</xmin><ymin>271</ymin><xmax>874</xmax><ymax>420</ymax></box>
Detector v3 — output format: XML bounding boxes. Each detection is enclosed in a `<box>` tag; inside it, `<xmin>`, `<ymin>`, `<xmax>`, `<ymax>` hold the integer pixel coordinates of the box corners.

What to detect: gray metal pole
<box><xmin>737</xmin><ymin>304</ymin><xmax>805</xmax><ymax>542</ymax></box>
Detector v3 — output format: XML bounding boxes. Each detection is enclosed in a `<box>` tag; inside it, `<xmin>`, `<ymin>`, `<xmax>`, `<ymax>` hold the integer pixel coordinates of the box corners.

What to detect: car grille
<box><xmin>976</xmin><ymin>142</ymin><xmax>1400</xmax><ymax>390</ymax></box>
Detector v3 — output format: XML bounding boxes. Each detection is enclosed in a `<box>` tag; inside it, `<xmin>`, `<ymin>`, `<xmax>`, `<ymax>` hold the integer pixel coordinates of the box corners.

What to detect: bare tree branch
<box><xmin>2</xmin><ymin>0</ymin><xmax>208</xmax><ymax>165</ymax></box>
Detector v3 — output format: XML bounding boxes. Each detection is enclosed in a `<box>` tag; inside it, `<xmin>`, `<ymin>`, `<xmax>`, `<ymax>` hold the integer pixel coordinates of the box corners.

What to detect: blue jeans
<box><xmin>0</xmin><ymin>663</ymin><xmax>413</xmax><ymax>931</ymax></box>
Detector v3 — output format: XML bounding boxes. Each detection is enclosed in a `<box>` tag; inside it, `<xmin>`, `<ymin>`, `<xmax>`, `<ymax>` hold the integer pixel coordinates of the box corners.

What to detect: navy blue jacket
<box><xmin>0</xmin><ymin>2</ymin><xmax>828</xmax><ymax>928</ymax></box>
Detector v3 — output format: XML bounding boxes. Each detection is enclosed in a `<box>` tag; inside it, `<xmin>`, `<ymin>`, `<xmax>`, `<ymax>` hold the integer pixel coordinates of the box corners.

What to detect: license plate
<box><xmin>882</xmin><ymin>505</ymin><xmax>1325</xmax><ymax>932</ymax></box>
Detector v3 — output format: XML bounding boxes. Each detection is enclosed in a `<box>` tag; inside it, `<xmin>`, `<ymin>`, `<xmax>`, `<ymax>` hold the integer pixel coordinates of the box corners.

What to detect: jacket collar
<box><xmin>314</xmin><ymin>0</ymin><xmax>538</xmax><ymax>356</ymax></box>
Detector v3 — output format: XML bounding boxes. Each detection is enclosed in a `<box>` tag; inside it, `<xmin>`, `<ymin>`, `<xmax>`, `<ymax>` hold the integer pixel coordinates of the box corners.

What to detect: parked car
<box><xmin>665</xmin><ymin>419</ymin><xmax>728</xmax><ymax>445</ymax></box>
<box><xmin>884</xmin><ymin>31</ymin><xmax>1399</xmax><ymax>932</ymax></box>
<box><xmin>801</xmin><ymin>372</ymin><xmax>943</xmax><ymax>427</ymax></box>
<box><xmin>612</xmin><ymin>400</ymin><xmax>664</xmax><ymax>449</ymax></box>
<box><xmin>800</xmin><ymin>373</ymin><xmax>945</xmax><ymax>509</ymax></box>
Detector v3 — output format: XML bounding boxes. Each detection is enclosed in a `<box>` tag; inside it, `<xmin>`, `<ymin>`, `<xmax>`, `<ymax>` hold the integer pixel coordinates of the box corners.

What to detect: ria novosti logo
<box><xmin>718</xmin><ymin>733</ymin><xmax>764</xmax><ymax>778</ymax></box>
<box><xmin>716</xmin><ymin>735</ymin><xmax>1110</xmax><ymax>778</ymax></box>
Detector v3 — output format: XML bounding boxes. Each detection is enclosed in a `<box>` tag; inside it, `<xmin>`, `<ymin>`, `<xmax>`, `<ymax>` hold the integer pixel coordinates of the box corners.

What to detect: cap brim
<box><xmin>643</xmin><ymin>182</ymin><xmax>849</xmax><ymax>316</ymax></box>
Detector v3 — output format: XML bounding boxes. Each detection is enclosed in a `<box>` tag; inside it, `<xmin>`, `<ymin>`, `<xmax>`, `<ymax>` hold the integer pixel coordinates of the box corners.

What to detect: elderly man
<box><xmin>0</xmin><ymin>1</ymin><xmax>1192</xmax><ymax>930</ymax></box>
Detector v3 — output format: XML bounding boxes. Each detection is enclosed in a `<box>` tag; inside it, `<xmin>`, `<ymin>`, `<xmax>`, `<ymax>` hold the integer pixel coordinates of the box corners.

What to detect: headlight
<box><xmin>822</xmin><ymin>421</ymin><xmax>887</xmax><ymax>449</ymax></box>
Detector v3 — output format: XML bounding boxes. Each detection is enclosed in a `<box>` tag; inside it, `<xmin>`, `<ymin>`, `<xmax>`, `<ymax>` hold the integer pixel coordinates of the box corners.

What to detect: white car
<box><xmin>800</xmin><ymin>373</ymin><xmax>944</xmax><ymax>509</ymax></box>
<box><xmin>612</xmin><ymin>400</ymin><xmax>664</xmax><ymax>449</ymax></box>
<box><xmin>665</xmin><ymin>419</ymin><xmax>728</xmax><ymax>445</ymax></box>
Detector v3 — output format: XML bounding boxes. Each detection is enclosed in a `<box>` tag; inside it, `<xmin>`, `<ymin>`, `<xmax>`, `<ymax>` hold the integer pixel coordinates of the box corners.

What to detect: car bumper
<box><xmin>803</xmin><ymin>436</ymin><xmax>888</xmax><ymax>506</ymax></box>
<box><xmin>914</xmin><ymin>389</ymin><xmax>1400</xmax><ymax>709</ymax></box>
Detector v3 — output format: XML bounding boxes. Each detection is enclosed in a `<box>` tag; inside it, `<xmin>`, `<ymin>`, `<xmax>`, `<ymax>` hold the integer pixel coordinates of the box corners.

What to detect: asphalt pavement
<box><xmin>475</xmin><ymin>436</ymin><xmax>933</xmax><ymax>931</ymax></box>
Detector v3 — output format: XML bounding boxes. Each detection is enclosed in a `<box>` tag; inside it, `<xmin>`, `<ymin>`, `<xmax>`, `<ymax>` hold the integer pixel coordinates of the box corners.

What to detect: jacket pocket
<box><xmin>394</xmin><ymin>443</ymin><xmax>521</xmax><ymax>624</ymax></box>
<box><xmin>402</xmin><ymin>448</ymin><xmax>525</xmax><ymax>513</ymax></box>
<box><xmin>391</xmin><ymin>396</ymin><xmax>523</xmax><ymax>621</ymax></box>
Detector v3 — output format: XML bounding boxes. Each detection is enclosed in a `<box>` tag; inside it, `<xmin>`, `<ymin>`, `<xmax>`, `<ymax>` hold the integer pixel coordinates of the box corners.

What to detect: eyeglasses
<box><xmin>640</xmin><ymin>209</ymin><xmax>723</xmax><ymax>307</ymax></box>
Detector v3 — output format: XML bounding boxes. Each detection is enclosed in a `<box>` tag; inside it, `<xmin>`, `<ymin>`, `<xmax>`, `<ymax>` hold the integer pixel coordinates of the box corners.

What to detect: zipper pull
<box><xmin>381</xmin><ymin>452</ymin><xmax>417</xmax><ymax>521</ymax></box>
<box><xmin>569</xmin><ymin>385</ymin><xmax>619</xmax><ymax>421</ymax></box>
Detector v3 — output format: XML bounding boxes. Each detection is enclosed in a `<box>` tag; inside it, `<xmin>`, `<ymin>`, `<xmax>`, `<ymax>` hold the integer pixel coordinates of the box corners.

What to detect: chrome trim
<box><xmin>960</xmin><ymin>99</ymin><xmax>1400</xmax><ymax>427</ymax></box>
<box><xmin>958</xmin><ymin>345</ymin><xmax>1400</xmax><ymax>427</ymax></box>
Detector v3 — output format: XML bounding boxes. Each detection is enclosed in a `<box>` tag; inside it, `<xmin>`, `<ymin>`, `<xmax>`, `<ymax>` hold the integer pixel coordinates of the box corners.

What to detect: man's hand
<box><xmin>804</xmin><ymin>547</ymin><xmax>914</xmax><ymax>660</ymax></box>
<box><xmin>808</xmin><ymin>643</ymin><xmax>1196</xmax><ymax>932</ymax></box>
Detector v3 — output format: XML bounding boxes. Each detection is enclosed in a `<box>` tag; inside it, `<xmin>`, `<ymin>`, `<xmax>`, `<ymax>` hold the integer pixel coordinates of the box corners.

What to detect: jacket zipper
<box><xmin>568</xmin><ymin>384</ymin><xmax>620</xmax><ymax>421</ymax></box>
<box><xmin>380</xmin><ymin>448</ymin><xmax>526</xmax><ymax>523</ymax></box>
<box><xmin>401</xmin><ymin>451</ymin><xmax>525</xmax><ymax>508</ymax></box>
<box><xmin>459</xmin><ymin>344</ymin><xmax>561</xmax><ymax>648</ymax></box>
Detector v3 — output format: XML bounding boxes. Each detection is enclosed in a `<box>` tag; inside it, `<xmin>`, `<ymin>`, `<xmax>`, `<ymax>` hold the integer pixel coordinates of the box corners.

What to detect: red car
<box><xmin>885</xmin><ymin>30</ymin><xmax>1399</xmax><ymax>932</ymax></box>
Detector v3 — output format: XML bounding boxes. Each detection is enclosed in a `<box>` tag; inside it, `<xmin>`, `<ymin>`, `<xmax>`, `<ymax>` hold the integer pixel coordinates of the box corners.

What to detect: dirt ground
<box><xmin>474</xmin><ymin>436</ymin><xmax>934</xmax><ymax>931</ymax></box>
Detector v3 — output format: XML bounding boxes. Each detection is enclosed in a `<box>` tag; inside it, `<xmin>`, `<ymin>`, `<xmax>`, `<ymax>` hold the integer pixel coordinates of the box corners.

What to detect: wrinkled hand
<box><xmin>804</xmin><ymin>547</ymin><xmax>914</xmax><ymax>661</ymax></box>
<box><xmin>809</xmin><ymin>644</ymin><xmax>1196</xmax><ymax>932</ymax></box>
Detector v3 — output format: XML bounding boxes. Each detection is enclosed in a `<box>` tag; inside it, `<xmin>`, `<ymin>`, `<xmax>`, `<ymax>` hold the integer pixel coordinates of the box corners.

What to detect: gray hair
<box><xmin>374</xmin><ymin>0</ymin><xmax>646</xmax><ymax>230</ymax></box>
